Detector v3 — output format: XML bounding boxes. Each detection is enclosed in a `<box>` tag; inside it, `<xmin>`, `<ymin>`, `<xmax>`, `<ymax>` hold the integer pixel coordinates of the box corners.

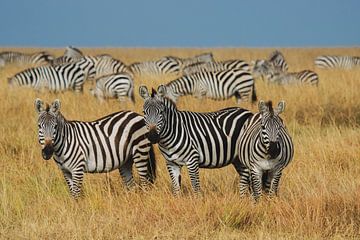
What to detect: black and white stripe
<box><xmin>314</xmin><ymin>55</ymin><xmax>360</xmax><ymax>69</ymax></box>
<box><xmin>139</xmin><ymin>85</ymin><xmax>252</xmax><ymax>195</ymax></box>
<box><xmin>164</xmin><ymin>69</ymin><xmax>257</xmax><ymax>103</ymax></box>
<box><xmin>35</xmin><ymin>99</ymin><xmax>156</xmax><ymax>198</ymax></box>
<box><xmin>94</xmin><ymin>54</ymin><xmax>130</xmax><ymax>78</ymax></box>
<box><xmin>50</xmin><ymin>46</ymin><xmax>83</xmax><ymax>66</ymax></box>
<box><xmin>182</xmin><ymin>59</ymin><xmax>250</xmax><ymax>76</ymax></box>
<box><xmin>90</xmin><ymin>73</ymin><xmax>135</xmax><ymax>103</ymax></box>
<box><xmin>8</xmin><ymin>60</ymin><xmax>89</xmax><ymax>92</ymax></box>
<box><xmin>252</xmin><ymin>59</ymin><xmax>319</xmax><ymax>86</ymax></box>
<box><xmin>238</xmin><ymin>101</ymin><xmax>294</xmax><ymax>201</ymax></box>
<box><xmin>268</xmin><ymin>50</ymin><xmax>289</xmax><ymax>72</ymax></box>
<box><xmin>0</xmin><ymin>51</ymin><xmax>53</xmax><ymax>67</ymax></box>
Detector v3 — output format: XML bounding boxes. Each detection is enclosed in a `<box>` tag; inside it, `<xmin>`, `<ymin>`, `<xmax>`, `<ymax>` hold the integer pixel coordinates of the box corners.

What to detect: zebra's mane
<box><xmin>45</xmin><ymin>104</ymin><xmax>50</xmax><ymax>112</ymax></box>
<box><xmin>267</xmin><ymin>101</ymin><xmax>273</xmax><ymax>113</ymax></box>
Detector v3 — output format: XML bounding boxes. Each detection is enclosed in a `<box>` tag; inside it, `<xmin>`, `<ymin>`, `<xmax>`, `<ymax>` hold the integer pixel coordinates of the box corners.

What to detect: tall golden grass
<box><xmin>0</xmin><ymin>48</ymin><xmax>359</xmax><ymax>239</ymax></box>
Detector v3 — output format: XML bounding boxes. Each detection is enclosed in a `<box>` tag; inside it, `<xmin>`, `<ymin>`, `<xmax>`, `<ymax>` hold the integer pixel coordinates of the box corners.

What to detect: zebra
<box><xmin>0</xmin><ymin>51</ymin><xmax>53</xmax><ymax>67</ymax></box>
<box><xmin>129</xmin><ymin>56</ymin><xmax>182</xmax><ymax>76</ymax></box>
<box><xmin>314</xmin><ymin>55</ymin><xmax>360</xmax><ymax>69</ymax></box>
<box><xmin>238</xmin><ymin>100</ymin><xmax>294</xmax><ymax>201</ymax></box>
<box><xmin>35</xmin><ymin>98</ymin><xmax>156</xmax><ymax>198</ymax></box>
<box><xmin>164</xmin><ymin>68</ymin><xmax>257</xmax><ymax>104</ymax></box>
<box><xmin>8</xmin><ymin>60</ymin><xmax>89</xmax><ymax>92</ymax></box>
<box><xmin>182</xmin><ymin>59</ymin><xmax>250</xmax><ymax>76</ymax></box>
<box><xmin>94</xmin><ymin>54</ymin><xmax>130</xmax><ymax>78</ymax></box>
<box><xmin>268</xmin><ymin>50</ymin><xmax>289</xmax><ymax>72</ymax></box>
<box><xmin>50</xmin><ymin>46</ymin><xmax>83</xmax><ymax>66</ymax></box>
<box><xmin>90</xmin><ymin>73</ymin><xmax>135</xmax><ymax>103</ymax></box>
<box><xmin>128</xmin><ymin>53</ymin><xmax>214</xmax><ymax>76</ymax></box>
<box><xmin>139</xmin><ymin>85</ymin><xmax>253</xmax><ymax>195</ymax></box>
<box><xmin>252</xmin><ymin>59</ymin><xmax>319</xmax><ymax>86</ymax></box>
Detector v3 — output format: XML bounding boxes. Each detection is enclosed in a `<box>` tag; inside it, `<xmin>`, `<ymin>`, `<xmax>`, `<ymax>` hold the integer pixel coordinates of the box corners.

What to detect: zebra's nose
<box><xmin>42</xmin><ymin>144</ymin><xmax>54</xmax><ymax>160</ymax></box>
<box><xmin>147</xmin><ymin>128</ymin><xmax>160</xmax><ymax>144</ymax></box>
<box><xmin>268</xmin><ymin>141</ymin><xmax>281</xmax><ymax>159</ymax></box>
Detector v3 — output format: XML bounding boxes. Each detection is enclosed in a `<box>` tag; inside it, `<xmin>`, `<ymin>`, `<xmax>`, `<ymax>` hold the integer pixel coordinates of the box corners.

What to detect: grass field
<box><xmin>0</xmin><ymin>48</ymin><xmax>359</xmax><ymax>239</ymax></box>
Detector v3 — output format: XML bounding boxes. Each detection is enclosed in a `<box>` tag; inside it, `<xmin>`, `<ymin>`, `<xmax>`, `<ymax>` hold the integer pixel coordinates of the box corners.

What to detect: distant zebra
<box><xmin>314</xmin><ymin>55</ymin><xmax>360</xmax><ymax>69</ymax></box>
<box><xmin>35</xmin><ymin>98</ymin><xmax>156</xmax><ymax>198</ymax></box>
<box><xmin>90</xmin><ymin>73</ymin><xmax>135</xmax><ymax>103</ymax></box>
<box><xmin>94</xmin><ymin>54</ymin><xmax>130</xmax><ymax>78</ymax></box>
<box><xmin>183</xmin><ymin>59</ymin><xmax>250</xmax><ymax>76</ymax></box>
<box><xmin>164</xmin><ymin>68</ymin><xmax>257</xmax><ymax>104</ymax></box>
<box><xmin>8</xmin><ymin>60</ymin><xmax>88</xmax><ymax>92</ymax></box>
<box><xmin>50</xmin><ymin>46</ymin><xmax>83</xmax><ymax>66</ymax></box>
<box><xmin>238</xmin><ymin>100</ymin><xmax>294</xmax><ymax>201</ymax></box>
<box><xmin>139</xmin><ymin>85</ymin><xmax>252</xmax><ymax>195</ymax></box>
<box><xmin>268</xmin><ymin>50</ymin><xmax>289</xmax><ymax>72</ymax></box>
<box><xmin>252</xmin><ymin>60</ymin><xmax>319</xmax><ymax>86</ymax></box>
<box><xmin>0</xmin><ymin>51</ymin><xmax>53</xmax><ymax>67</ymax></box>
<box><xmin>128</xmin><ymin>53</ymin><xmax>214</xmax><ymax>76</ymax></box>
<box><xmin>129</xmin><ymin>56</ymin><xmax>181</xmax><ymax>76</ymax></box>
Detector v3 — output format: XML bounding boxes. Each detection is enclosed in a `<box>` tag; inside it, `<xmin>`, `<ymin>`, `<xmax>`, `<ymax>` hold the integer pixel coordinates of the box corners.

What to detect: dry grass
<box><xmin>0</xmin><ymin>48</ymin><xmax>360</xmax><ymax>239</ymax></box>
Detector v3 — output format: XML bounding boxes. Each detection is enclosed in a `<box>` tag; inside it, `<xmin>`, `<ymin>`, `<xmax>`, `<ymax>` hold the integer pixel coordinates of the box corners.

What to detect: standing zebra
<box><xmin>238</xmin><ymin>101</ymin><xmax>294</xmax><ymax>201</ymax></box>
<box><xmin>182</xmin><ymin>59</ymin><xmax>250</xmax><ymax>76</ymax></box>
<box><xmin>90</xmin><ymin>73</ymin><xmax>135</xmax><ymax>103</ymax></box>
<box><xmin>314</xmin><ymin>55</ymin><xmax>360</xmax><ymax>69</ymax></box>
<box><xmin>50</xmin><ymin>46</ymin><xmax>83</xmax><ymax>66</ymax></box>
<box><xmin>8</xmin><ymin>60</ymin><xmax>88</xmax><ymax>92</ymax></box>
<box><xmin>268</xmin><ymin>50</ymin><xmax>289</xmax><ymax>72</ymax></box>
<box><xmin>139</xmin><ymin>85</ymin><xmax>253</xmax><ymax>195</ymax></box>
<box><xmin>94</xmin><ymin>54</ymin><xmax>130</xmax><ymax>78</ymax></box>
<box><xmin>164</xmin><ymin>68</ymin><xmax>257</xmax><ymax>104</ymax></box>
<box><xmin>35</xmin><ymin>98</ymin><xmax>156</xmax><ymax>198</ymax></box>
<box><xmin>252</xmin><ymin>60</ymin><xmax>319</xmax><ymax>86</ymax></box>
<box><xmin>0</xmin><ymin>51</ymin><xmax>53</xmax><ymax>67</ymax></box>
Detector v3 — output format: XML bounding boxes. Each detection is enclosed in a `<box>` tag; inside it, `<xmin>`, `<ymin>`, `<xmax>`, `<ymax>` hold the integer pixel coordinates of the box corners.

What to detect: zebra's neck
<box><xmin>53</xmin><ymin>113</ymin><xmax>73</xmax><ymax>159</ymax></box>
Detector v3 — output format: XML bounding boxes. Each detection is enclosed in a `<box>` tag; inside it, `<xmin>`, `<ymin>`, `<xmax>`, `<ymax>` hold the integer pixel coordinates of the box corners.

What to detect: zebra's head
<box><xmin>139</xmin><ymin>85</ymin><xmax>168</xmax><ymax>144</ymax></box>
<box><xmin>35</xmin><ymin>98</ymin><xmax>61</xmax><ymax>160</ymax></box>
<box><xmin>258</xmin><ymin>100</ymin><xmax>286</xmax><ymax>159</ymax></box>
<box><xmin>251</xmin><ymin>59</ymin><xmax>273</xmax><ymax>79</ymax></box>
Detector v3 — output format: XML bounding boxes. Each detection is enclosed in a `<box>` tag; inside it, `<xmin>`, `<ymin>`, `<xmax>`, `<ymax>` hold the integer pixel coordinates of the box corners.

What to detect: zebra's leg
<box><xmin>166</xmin><ymin>162</ymin><xmax>182</xmax><ymax>196</ymax></box>
<box><xmin>250</xmin><ymin>170</ymin><xmax>263</xmax><ymax>201</ymax></box>
<box><xmin>232</xmin><ymin>160</ymin><xmax>251</xmax><ymax>197</ymax></box>
<box><xmin>268</xmin><ymin>170</ymin><xmax>283</xmax><ymax>197</ymax></box>
<box><xmin>132</xmin><ymin>151</ymin><xmax>150</xmax><ymax>188</ymax></box>
<box><xmin>186</xmin><ymin>157</ymin><xmax>201</xmax><ymax>196</ymax></box>
<box><xmin>119</xmin><ymin>158</ymin><xmax>135</xmax><ymax>190</ymax></box>
<box><xmin>62</xmin><ymin>166</ymin><xmax>85</xmax><ymax>199</ymax></box>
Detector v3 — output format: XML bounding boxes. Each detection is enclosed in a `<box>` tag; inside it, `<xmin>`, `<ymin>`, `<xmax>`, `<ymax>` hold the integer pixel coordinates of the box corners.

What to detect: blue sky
<box><xmin>0</xmin><ymin>0</ymin><xmax>359</xmax><ymax>47</ymax></box>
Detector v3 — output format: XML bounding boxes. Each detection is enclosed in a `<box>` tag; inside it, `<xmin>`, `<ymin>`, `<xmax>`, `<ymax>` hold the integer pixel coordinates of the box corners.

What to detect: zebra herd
<box><xmin>2</xmin><ymin>47</ymin><xmax>359</xmax><ymax>201</ymax></box>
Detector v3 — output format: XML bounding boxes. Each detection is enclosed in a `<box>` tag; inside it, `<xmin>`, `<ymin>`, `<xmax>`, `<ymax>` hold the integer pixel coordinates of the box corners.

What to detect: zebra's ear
<box><xmin>35</xmin><ymin>98</ymin><xmax>44</xmax><ymax>114</ymax></box>
<box><xmin>139</xmin><ymin>85</ymin><xmax>150</xmax><ymax>99</ymax></box>
<box><xmin>258</xmin><ymin>100</ymin><xmax>268</xmax><ymax>114</ymax></box>
<box><xmin>50</xmin><ymin>99</ymin><xmax>61</xmax><ymax>114</ymax></box>
<box><xmin>157</xmin><ymin>85</ymin><xmax>167</xmax><ymax>97</ymax></box>
<box><xmin>275</xmin><ymin>101</ymin><xmax>286</xmax><ymax>115</ymax></box>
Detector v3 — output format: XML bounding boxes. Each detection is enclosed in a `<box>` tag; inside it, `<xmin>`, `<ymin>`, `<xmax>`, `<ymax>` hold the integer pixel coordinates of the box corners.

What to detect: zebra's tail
<box><xmin>251</xmin><ymin>85</ymin><xmax>258</xmax><ymax>103</ymax></box>
<box><xmin>146</xmin><ymin>145</ymin><xmax>157</xmax><ymax>184</ymax></box>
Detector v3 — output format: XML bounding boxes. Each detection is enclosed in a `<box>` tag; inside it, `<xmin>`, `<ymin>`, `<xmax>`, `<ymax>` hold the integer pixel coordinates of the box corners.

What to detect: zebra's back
<box><xmin>314</xmin><ymin>55</ymin><xmax>360</xmax><ymax>69</ymax></box>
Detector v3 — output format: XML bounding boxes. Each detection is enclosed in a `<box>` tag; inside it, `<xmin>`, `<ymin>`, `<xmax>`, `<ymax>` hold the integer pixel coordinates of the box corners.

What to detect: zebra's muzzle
<box><xmin>147</xmin><ymin>129</ymin><xmax>160</xmax><ymax>144</ymax></box>
<box><xmin>42</xmin><ymin>144</ymin><xmax>54</xmax><ymax>160</ymax></box>
<box><xmin>268</xmin><ymin>141</ymin><xmax>281</xmax><ymax>159</ymax></box>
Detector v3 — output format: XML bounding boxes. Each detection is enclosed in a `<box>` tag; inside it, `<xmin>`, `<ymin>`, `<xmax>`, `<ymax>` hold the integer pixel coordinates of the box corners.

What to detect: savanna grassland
<box><xmin>0</xmin><ymin>48</ymin><xmax>359</xmax><ymax>239</ymax></box>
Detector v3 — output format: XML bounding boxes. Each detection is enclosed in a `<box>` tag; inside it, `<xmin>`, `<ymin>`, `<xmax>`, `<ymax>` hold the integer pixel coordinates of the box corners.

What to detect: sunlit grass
<box><xmin>0</xmin><ymin>48</ymin><xmax>359</xmax><ymax>239</ymax></box>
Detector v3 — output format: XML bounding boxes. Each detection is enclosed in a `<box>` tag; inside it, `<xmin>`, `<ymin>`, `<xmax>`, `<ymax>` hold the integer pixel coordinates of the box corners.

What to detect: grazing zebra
<box><xmin>35</xmin><ymin>98</ymin><xmax>156</xmax><ymax>198</ymax></box>
<box><xmin>183</xmin><ymin>59</ymin><xmax>250</xmax><ymax>76</ymax></box>
<box><xmin>94</xmin><ymin>54</ymin><xmax>130</xmax><ymax>78</ymax></box>
<box><xmin>268</xmin><ymin>50</ymin><xmax>289</xmax><ymax>72</ymax></box>
<box><xmin>314</xmin><ymin>55</ymin><xmax>360</xmax><ymax>69</ymax></box>
<box><xmin>0</xmin><ymin>51</ymin><xmax>53</xmax><ymax>67</ymax></box>
<box><xmin>8</xmin><ymin>61</ymin><xmax>88</xmax><ymax>92</ymax></box>
<box><xmin>252</xmin><ymin>60</ymin><xmax>319</xmax><ymax>86</ymax></box>
<box><xmin>90</xmin><ymin>73</ymin><xmax>135</xmax><ymax>103</ymax></box>
<box><xmin>139</xmin><ymin>85</ymin><xmax>253</xmax><ymax>195</ymax></box>
<box><xmin>238</xmin><ymin>100</ymin><xmax>294</xmax><ymax>201</ymax></box>
<box><xmin>177</xmin><ymin>52</ymin><xmax>214</xmax><ymax>68</ymax></box>
<box><xmin>164</xmin><ymin>68</ymin><xmax>257</xmax><ymax>104</ymax></box>
<box><xmin>50</xmin><ymin>46</ymin><xmax>83</xmax><ymax>66</ymax></box>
